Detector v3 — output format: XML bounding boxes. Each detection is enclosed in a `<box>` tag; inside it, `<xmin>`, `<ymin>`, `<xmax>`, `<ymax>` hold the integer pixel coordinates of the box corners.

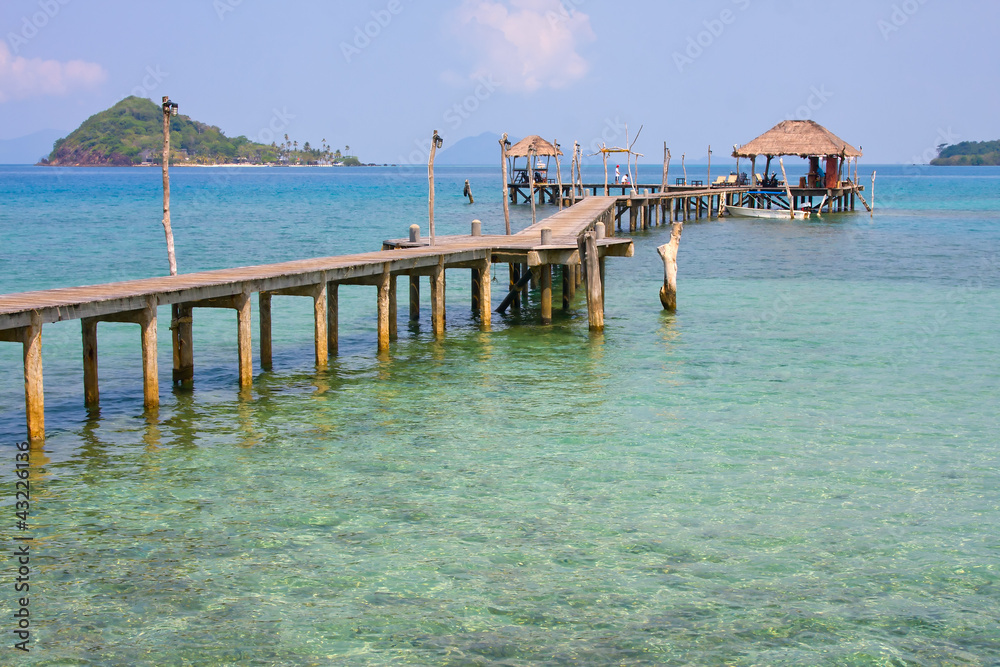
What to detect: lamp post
<box><xmin>161</xmin><ymin>96</ymin><xmax>178</xmax><ymax>276</ymax></box>
<box><xmin>428</xmin><ymin>130</ymin><xmax>443</xmax><ymax>245</ymax></box>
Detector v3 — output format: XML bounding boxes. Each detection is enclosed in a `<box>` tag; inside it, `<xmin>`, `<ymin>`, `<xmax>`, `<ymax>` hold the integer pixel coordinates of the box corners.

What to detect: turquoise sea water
<box><xmin>1</xmin><ymin>164</ymin><xmax>998</xmax><ymax>665</ymax></box>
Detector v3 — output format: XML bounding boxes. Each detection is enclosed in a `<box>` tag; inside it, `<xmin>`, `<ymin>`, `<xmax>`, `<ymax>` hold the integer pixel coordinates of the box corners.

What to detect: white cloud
<box><xmin>454</xmin><ymin>0</ymin><xmax>596</xmax><ymax>93</ymax></box>
<box><xmin>0</xmin><ymin>42</ymin><xmax>107</xmax><ymax>103</ymax></box>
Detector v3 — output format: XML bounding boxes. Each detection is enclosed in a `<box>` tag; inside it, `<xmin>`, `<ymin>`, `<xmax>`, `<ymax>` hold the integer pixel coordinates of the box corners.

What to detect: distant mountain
<box><xmin>436</xmin><ymin>131</ymin><xmax>519</xmax><ymax>165</ymax></box>
<box><xmin>0</xmin><ymin>129</ymin><xmax>66</xmax><ymax>165</ymax></box>
<box><xmin>930</xmin><ymin>140</ymin><xmax>1000</xmax><ymax>166</ymax></box>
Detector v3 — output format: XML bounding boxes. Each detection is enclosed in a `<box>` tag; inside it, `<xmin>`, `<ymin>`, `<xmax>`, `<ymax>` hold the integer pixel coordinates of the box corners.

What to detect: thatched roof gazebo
<box><xmin>507</xmin><ymin>135</ymin><xmax>562</xmax><ymax>158</ymax></box>
<box><xmin>733</xmin><ymin>120</ymin><xmax>861</xmax><ymax>189</ymax></box>
<box><xmin>505</xmin><ymin>135</ymin><xmax>562</xmax><ymax>186</ymax></box>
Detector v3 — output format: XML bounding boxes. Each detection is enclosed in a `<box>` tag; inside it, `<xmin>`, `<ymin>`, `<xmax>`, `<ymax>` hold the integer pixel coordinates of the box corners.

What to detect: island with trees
<box><xmin>930</xmin><ymin>140</ymin><xmax>1000</xmax><ymax>166</ymax></box>
<box><xmin>39</xmin><ymin>96</ymin><xmax>361</xmax><ymax>167</ymax></box>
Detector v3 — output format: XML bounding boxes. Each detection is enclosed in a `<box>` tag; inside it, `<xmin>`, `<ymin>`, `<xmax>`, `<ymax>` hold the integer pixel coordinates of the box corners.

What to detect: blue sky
<box><xmin>1</xmin><ymin>0</ymin><xmax>997</xmax><ymax>163</ymax></box>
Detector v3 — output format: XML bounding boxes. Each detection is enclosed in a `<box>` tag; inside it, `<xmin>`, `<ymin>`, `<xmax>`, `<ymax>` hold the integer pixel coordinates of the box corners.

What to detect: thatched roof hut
<box><xmin>507</xmin><ymin>135</ymin><xmax>562</xmax><ymax>157</ymax></box>
<box><xmin>733</xmin><ymin>120</ymin><xmax>861</xmax><ymax>158</ymax></box>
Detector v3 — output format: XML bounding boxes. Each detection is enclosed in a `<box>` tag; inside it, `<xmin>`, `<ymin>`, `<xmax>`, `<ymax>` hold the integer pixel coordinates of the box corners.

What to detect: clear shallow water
<box><xmin>1</xmin><ymin>164</ymin><xmax>998</xmax><ymax>664</ymax></box>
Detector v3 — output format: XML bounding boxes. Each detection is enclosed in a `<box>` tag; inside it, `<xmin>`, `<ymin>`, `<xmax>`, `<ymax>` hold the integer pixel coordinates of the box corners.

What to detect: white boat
<box><xmin>726</xmin><ymin>205</ymin><xmax>810</xmax><ymax>220</ymax></box>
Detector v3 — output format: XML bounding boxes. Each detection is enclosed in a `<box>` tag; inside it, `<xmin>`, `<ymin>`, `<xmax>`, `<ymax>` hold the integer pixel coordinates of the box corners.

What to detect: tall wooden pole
<box><xmin>682</xmin><ymin>154</ymin><xmax>687</xmax><ymax>185</ymax></box>
<box><xmin>707</xmin><ymin>145</ymin><xmax>712</xmax><ymax>186</ymax></box>
<box><xmin>575</xmin><ymin>142</ymin><xmax>583</xmax><ymax>196</ymax></box>
<box><xmin>161</xmin><ymin>97</ymin><xmax>178</xmax><ymax>276</ymax></box>
<box><xmin>554</xmin><ymin>139</ymin><xmax>563</xmax><ymax>210</ymax></box>
<box><xmin>602</xmin><ymin>148</ymin><xmax>608</xmax><ymax>196</ymax></box>
<box><xmin>428</xmin><ymin>130</ymin><xmax>440</xmax><ymax>245</ymax></box>
<box><xmin>500</xmin><ymin>133</ymin><xmax>511</xmax><ymax>235</ymax></box>
<box><xmin>528</xmin><ymin>148</ymin><xmax>537</xmax><ymax>226</ymax></box>
<box><xmin>662</xmin><ymin>143</ymin><xmax>670</xmax><ymax>191</ymax></box>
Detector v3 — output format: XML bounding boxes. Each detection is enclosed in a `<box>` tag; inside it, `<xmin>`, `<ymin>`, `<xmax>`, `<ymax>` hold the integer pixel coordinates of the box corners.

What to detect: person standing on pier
<box><xmin>615</xmin><ymin>164</ymin><xmax>621</xmax><ymax>184</ymax></box>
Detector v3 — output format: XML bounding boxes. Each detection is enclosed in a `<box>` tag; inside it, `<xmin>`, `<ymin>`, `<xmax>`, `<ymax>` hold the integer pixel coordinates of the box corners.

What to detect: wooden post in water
<box><xmin>377</xmin><ymin>264</ymin><xmax>391</xmax><ymax>352</ymax></box>
<box><xmin>470</xmin><ymin>222</ymin><xmax>482</xmax><ymax>316</ymax></box>
<box><xmin>540</xmin><ymin>265</ymin><xmax>552</xmax><ymax>324</ymax></box>
<box><xmin>540</xmin><ymin>227</ymin><xmax>553</xmax><ymax>324</ymax></box>
<box><xmin>657</xmin><ymin>222</ymin><xmax>683</xmax><ymax>311</ymax></box>
<box><xmin>235</xmin><ymin>289</ymin><xmax>252</xmax><ymax>387</ymax></box>
<box><xmin>82</xmin><ymin>319</ymin><xmax>98</xmax><ymax>408</ymax></box>
<box><xmin>139</xmin><ymin>296</ymin><xmax>158</xmax><ymax>408</ymax></box>
<box><xmin>478</xmin><ymin>254</ymin><xmax>492</xmax><ymax>327</ymax></box>
<box><xmin>578</xmin><ymin>231</ymin><xmax>604</xmax><ymax>330</ymax></box>
<box><xmin>172</xmin><ymin>303</ymin><xmax>193</xmax><ymax>385</ymax></box>
<box><xmin>327</xmin><ymin>283</ymin><xmax>339</xmax><ymax>355</ymax></box>
<box><xmin>313</xmin><ymin>278</ymin><xmax>328</xmax><ymax>364</ymax></box>
<box><xmin>431</xmin><ymin>257</ymin><xmax>445</xmax><ymax>335</ymax></box>
<box><xmin>409</xmin><ymin>274</ymin><xmax>419</xmax><ymax>321</ymax></box>
<box><xmin>388</xmin><ymin>275</ymin><xmax>397</xmax><ymax>341</ymax></box>
<box><xmin>259</xmin><ymin>292</ymin><xmax>272</xmax><ymax>370</ymax></box>
<box><xmin>24</xmin><ymin>312</ymin><xmax>44</xmax><ymax>441</ymax></box>
<box><xmin>463</xmin><ymin>179</ymin><xmax>474</xmax><ymax>204</ymax></box>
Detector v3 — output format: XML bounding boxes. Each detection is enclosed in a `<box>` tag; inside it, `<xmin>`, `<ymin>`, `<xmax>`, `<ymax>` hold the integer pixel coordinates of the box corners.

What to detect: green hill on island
<box><xmin>41</xmin><ymin>96</ymin><xmax>360</xmax><ymax>166</ymax></box>
<box><xmin>930</xmin><ymin>140</ymin><xmax>1000</xmax><ymax>166</ymax></box>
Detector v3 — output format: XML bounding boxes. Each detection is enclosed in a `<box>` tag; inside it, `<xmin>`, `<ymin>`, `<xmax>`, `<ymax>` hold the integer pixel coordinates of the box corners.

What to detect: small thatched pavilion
<box><xmin>733</xmin><ymin>120</ymin><xmax>861</xmax><ymax>189</ymax></box>
<box><xmin>506</xmin><ymin>135</ymin><xmax>562</xmax><ymax>184</ymax></box>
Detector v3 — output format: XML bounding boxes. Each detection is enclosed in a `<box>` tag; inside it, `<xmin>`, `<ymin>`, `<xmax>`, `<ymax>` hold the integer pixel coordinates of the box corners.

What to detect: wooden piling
<box><xmin>471</xmin><ymin>265</ymin><xmax>482</xmax><ymax>313</ymax></box>
<box><xmin>82</xmin><ymin>318</ymin><xmax>99</xmax><ymax>408</ymax></box>
<box><xmin>540</xmin><ymin>264</ymin><xmax>552</xmax><ymax>324</ymax></box>
<box><xmin>377</xmin><ymin>264</ymin><xmax>391</xmax><ymax>352</ymax></box>
<box><xmin>388</xmin><ymin>275</ymin><xmax>397</xmax><ymax>340</ymax></box>
<box><xmin>235</xmin><ymin>290</ymin><xmax>252</xmax><ymax>387</ymax></box>
<box><xmin>478</xmin><ymin>255</ymin><xmax>492</xmax><ymax>327</ymax></box>
<box><xmin>24</xmin><ymin>312</ymin><xmax>44</xmax><ymax>441</ymax></box>
<box><xmin>140</xmin><ymin>297</ymin><xmax>158</xmax><ymax>408</ymax></box>
<box><xmin>409</xmin><ymin>274</ymin><xmax>420</xmax><ymax>321</ymax></box>
<box><xmin>580</xmin><ymin>232</ymin><xmax>604</xmax><ymax>330</ymax></box>
<box><xmin>313</xmin><ymin>279</ymin><xmax>329</xmax><ymax>364</ymax></box>
<box><xmin>431</xmin><ymin>257</ymin><xmax>445</xmax><ymax>335</ymax></box>
<box><xmin>259</xmin><ymin>292</ymin><xmax>272</xmax><ymax>370</ymax></box>
<box><xmin>327</xmin><ymin>282</ymin><xmax>339</xmax><ymax>355</ymax></box>
<box><xmin>172</xmin><ymin>303</ymin><xmax>193</xmax><ymax>385</ymax></box>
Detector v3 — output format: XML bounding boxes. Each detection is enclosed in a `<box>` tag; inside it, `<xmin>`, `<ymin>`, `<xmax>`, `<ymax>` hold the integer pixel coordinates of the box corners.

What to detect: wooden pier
<box><xmin>515</xmin><ymin>181</ymin><xmax>865</xmax><ymax>225</ymax></box>
<box><xmin>0</xmin><ymin>196</ymin><xmax>630</xmax><ymax>442</ymax></box>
